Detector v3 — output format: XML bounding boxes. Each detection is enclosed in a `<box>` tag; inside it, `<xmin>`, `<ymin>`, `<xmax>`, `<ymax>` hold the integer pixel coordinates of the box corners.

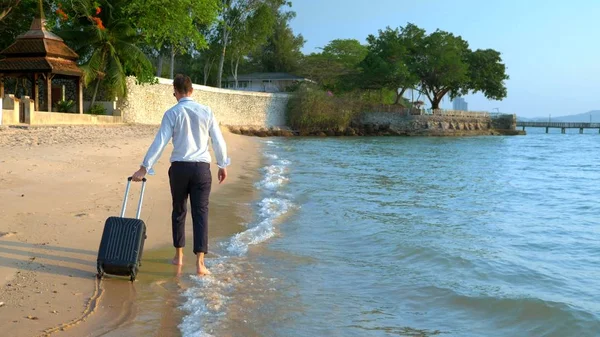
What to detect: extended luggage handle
<box><xmin>121</xmin><ymin>177</ymin><xmax>147</xmax><ymax>219</ymax></box>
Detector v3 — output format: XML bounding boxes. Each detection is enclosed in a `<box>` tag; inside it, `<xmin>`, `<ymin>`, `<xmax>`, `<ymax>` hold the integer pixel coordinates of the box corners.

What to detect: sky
<box><xmin>288</xmin><ymin>0</ymin><xmax>600</xmax><ymax>118</ymax></box>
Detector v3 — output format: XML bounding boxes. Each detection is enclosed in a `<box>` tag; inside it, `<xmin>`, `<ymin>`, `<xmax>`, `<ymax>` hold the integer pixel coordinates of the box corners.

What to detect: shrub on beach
<box><xmin>54</xmin><ymin>100</ymin><xmax>76</xmax><ymax>113</ymax></box>
<box><xmin>87</xmin><ymin>104</ymin><xmax>107</xmax><ymax>115</ymax></box>
<box><xmin>286</xmin><ymin>83</ymin><xmax>363</xmax><ymax>132</ymax></box>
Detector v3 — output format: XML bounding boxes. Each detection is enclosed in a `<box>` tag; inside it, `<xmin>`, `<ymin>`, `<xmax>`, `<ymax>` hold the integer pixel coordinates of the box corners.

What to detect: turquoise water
<box><xmin>182</xmin><ymin>128</ymin><xmax>600</xmax><ymax>337</ymax></box>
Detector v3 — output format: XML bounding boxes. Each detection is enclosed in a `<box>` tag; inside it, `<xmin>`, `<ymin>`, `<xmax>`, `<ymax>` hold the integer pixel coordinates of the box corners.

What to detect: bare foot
<box><xmin>172</xmin><ymin>248</ymin><xmax>184</xmax><ymax>265</ymax></box>
<box><xmin>197</xmin><ymin>265</ymin><xmax>212</xmax><ymax>276</ymax></box>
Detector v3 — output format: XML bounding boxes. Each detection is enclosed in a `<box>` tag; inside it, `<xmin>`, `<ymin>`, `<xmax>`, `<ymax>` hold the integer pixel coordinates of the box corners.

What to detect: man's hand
<box><xmin>218</xmin><ymin>168</ymin><xmax>227</xmax><ymax>184</ymax></box>
<box><xmin>132</xmin><ymin>166</ymin><xmax>147</xmax><ymax>182</ymax></box>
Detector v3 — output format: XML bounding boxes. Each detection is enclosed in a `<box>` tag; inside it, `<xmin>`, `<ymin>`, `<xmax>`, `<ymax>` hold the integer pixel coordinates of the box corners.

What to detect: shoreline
<box><xmin>63</xmin><ymin>158</ymin><xmax>264</xmax><ymax>337</ymax></box>
<box><xmin>227</xmin><ymin>126</ymin><xmax>525</xmax><ymax>137</ymax></box>
<box><xmin>0</xmin><ymin>124</ymin><xmax>262</xmax><ymax>337</ymax></box>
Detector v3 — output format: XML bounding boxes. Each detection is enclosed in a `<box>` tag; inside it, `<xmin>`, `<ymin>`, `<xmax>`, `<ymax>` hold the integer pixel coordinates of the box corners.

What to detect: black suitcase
<box><xmin>96</xmin><ymin>177</ymin><xmax>148</xmax><ymax>282</ymax></box>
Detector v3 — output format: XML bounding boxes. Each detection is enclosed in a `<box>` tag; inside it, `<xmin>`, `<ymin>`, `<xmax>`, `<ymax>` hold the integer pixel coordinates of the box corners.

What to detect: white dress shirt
<box><xmin>141</xmin><ymin>97</ymin><xmax>230</xmax><ymax>174</ymax></box>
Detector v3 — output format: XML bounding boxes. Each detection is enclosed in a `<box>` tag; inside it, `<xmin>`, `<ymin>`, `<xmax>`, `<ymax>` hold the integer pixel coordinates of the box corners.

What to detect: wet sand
<box><xmin>0</xmin><ymin>124</ymin><xmax>261</xmax><ymax>337</ymax></box>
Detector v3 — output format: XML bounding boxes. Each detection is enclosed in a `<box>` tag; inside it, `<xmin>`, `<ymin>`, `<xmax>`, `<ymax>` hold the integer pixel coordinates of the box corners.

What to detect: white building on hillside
<box><xmin>224</xmin><ymin>72</ymin><xmax>312</xmax><ymax>93</ymax></box>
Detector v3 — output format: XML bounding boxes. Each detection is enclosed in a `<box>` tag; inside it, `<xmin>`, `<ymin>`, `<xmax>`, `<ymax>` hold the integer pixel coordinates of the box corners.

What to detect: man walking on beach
<box><xmin>131</xmin><ymin>74</ymin><xmax>230</xmax><ymax>276</ymax></box>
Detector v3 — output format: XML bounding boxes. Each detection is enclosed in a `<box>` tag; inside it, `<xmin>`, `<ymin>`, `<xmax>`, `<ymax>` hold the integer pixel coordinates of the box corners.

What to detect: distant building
<box><xmin>452</xmin><ymin>97</ymin><xmax>468</xmax><ymax>111</ymax></box>
<box><xmin>224</xmin><ymin>72</ymin><xmax>312</xmax><ymax>93</ymax></box>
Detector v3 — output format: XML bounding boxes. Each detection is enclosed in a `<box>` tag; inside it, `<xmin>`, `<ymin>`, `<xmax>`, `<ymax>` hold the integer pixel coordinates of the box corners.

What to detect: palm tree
<box><xmin>55</xmin><ymin>0</ymin><xmax>153</xmax><ymax>108</ymax></box>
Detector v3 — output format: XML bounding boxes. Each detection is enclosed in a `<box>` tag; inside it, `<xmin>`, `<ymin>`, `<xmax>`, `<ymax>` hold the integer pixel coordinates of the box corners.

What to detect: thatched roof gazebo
<box><xmin>0</xmin><ymin>0</ymin><xmax>84</xmax><ymax>115</ymax></box>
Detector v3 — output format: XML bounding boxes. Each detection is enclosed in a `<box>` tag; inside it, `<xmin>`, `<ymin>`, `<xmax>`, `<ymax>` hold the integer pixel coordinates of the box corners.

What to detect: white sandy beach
<box><xmin>0</xmin><ymin>124</ymin><xmax>260</xmax><ymax>336</ymax></box>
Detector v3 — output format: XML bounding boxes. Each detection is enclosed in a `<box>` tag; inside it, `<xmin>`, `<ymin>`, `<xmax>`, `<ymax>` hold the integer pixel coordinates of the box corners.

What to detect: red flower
<box><xmin>55</xmin><ymin>8</ymin><xmax>68</xmax><ymax>21</ymax></box>
<box><xmin>96</xmin><ymin>7</ymin><xmax>101</xmax><ymax>15</ymax></box>
<box><xmin>92</xmin><ymin>17</ymin><xmax>105</xmax><ymax>30</ymax></box>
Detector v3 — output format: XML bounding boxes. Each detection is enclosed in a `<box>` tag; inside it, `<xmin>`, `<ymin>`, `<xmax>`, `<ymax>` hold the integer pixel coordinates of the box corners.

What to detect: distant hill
<box><xmin>517</xmin><ymin>110</ymin><xmax>600</xmax><ymax>123</ymax></box>
<box><xmin>516</xmin><ymin>116</ymin><xmax>537</xmax><ymax>122</ymax></box>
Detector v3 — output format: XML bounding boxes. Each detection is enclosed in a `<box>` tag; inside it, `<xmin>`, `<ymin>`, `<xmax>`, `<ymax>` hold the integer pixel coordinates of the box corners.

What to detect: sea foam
<box><xmin>178</xmin><ymin>140</ymin><xmax>294</xmax><ymax>336</ymax></box>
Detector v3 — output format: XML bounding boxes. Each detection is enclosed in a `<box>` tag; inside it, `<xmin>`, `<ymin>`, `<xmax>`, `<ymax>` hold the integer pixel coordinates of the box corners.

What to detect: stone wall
<box><xmin>1</xmin><ymin>95</ymin><xmax>20</xmax><ymax>125</ymax></box>
<box><xmin>30</xmin><ymin>111</ymin><xmax>122</xmax><ymax>125</ymax></box>
<box><xmin>1</xmin><ymin>95</ymin><xmax>122</xmax><ymax>125</ymax></box>
<box><xmin>1</xmin><ymin>109</ymin><xmax>19</xmax><ymax>125</ymax></box>
<box><xmin>118</xmin><ymin>77</ymin><xmax>289</xmax><ymax>127</ymax></box>
<box><xmin>491</xmin><ymin>113</ymin><xmax>517</xmax><ymax>130</ymax></box>
<box><xmin>356</xmin><ymin>111</ymin><xmax>517</xmax><ymax>136</ymax></box>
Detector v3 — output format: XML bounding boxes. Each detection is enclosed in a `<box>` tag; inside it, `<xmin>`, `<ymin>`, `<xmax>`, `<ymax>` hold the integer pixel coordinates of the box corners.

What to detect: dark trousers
<box><xmin>168</xmin><ymin>161</ymin><xmax>212</xmax><ymax>254</ymax></box>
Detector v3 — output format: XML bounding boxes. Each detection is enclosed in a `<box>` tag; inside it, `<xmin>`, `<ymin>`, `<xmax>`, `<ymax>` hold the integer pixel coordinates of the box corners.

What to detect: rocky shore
<box><xmin>227</xmin><ymin>123</ymin><xmax>524</xmax><ymax>138</ymax></box>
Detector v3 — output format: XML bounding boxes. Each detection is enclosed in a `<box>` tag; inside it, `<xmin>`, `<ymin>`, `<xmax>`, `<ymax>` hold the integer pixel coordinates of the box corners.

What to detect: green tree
<box><xmin>298</xmin><ymin>39</ymin><xmax>367</xmax><ymax>92</ymax></box>
<box><xmin>321</xmin><ymin>39</ymin><xmax>368</xmax><ymax>70</ymax></box>
<box><xmin>411</xmin><ymin>29</ymin><xmax>469</xmax><ymax>109</ymax></box>
<box><xmin>0</xmin><ymin>0</ymin><xmax>36</xmax><ymax>51</ymax></box>
<box><xmin>123</xmin><ymin>0</ymin><xmax>218</xmax><ymax>79</ymax></box>
<box><xmin>199</xmin><ymin>35</ymin><xmax>222</xmax><ymax>85</ymax></box>
<box><xmin>357</xmin><ymin>25</ymin><xmax>423</xmax><ymax>105</ymax></box>
<box><xmin>411</xmin><ymin>27</ymin><xmax>508</xmax><ymax>109</ymax></box>
<box><xmin>466</xmin><ymin>48</ymin><xmax>508</xmax><ymax>102</ymax></box>
<box><xmin>216</xmin><ymin>0</ymin><xmax>271</xmax><ymax>88</ymax></box>
<box><xmin>298</xmin><ymin>53</ymin><xmax>340</xmax><ymax>89</ymax></box>
<box><xmin>56</xmin><ymin>0</ymin><xmax>154</xmax><ymax>107</ymax></box>
<box><xmin>0</xmin><ymin>0</ymin><xmax>22</xmax><ymax>21</ymax></box>
<box><xmin>0</xmin><ymin>0</ymin><xmax>70</xmax><ymax>51</ymax></box>
<box><xmin>249</xmin><ymin>10</ymin><xmax>304</xmax><ymax>73</ymax></box>
<box><xmin>172</xmin><ymin>53</ymin><xmax>205</xmax><ymax>85</ymax></box>
<box><xmin>227</xmin><ymin>3</ymin><xmax>274</xmax><ymax>88</ymax></box>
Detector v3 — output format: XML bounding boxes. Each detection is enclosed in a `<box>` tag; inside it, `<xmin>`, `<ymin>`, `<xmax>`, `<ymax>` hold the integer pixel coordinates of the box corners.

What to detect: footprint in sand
<box><xmin>0</xmin><ymin>232</ymin><xmax>17</xmax><ymax>238</ymax></box>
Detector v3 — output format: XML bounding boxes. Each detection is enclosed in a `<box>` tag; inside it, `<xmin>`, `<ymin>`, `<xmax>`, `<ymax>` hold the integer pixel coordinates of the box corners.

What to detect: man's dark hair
<box><xmin>173</xmin><ymin>74</ymin><xmax>193</xmax><ymax>94</ymax></box>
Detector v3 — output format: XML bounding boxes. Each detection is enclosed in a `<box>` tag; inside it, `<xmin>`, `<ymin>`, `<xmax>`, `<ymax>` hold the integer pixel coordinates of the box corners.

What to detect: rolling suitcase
<box><xmin>96</xmin><ymin>177</ymin><xmax>148</xmax><ymax>282</ymax></box>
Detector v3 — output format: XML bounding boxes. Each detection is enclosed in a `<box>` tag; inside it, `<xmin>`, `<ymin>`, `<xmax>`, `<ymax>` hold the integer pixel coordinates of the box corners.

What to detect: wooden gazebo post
<box><xmin>0</xmin><ymin>75</ymin><xmax>4</xmax><ymax>100</ymax></box>
<box><xmin>77</xmin><ymin>77</ymin><xmax>83</xmax><ymax>114</ymax></box>
<box><xmin>45</xmin><ymin>73</ymin><xmax>52</xmax><ymax>111</ymax></box>
<box><xmin>33</xmin><ymin>73</ymin><xmax>39</xmax><ymax>111</ymax></box>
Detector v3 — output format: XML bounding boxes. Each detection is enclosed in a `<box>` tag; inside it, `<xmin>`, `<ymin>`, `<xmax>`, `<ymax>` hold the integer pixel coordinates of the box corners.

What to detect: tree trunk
<box><xmin>203</xmin><ymin>64</ymin><xmax>210</xmax><ymax>85</ymax></box>
<box><xmin>203</xmin><ymin>57</ymin><xmax>212</xmax><ymax>85</ymax></box>
<box><xmin>234</xmin><ymin>56</ymin><xmax>240</xmax><ymax>88</ymax></box>
<box><xmin>156</xmin><ymin>52</ymin><xmax>163</xmax><ymax>77</ymax></box>
<box><xmin>415</xmin><ymin>89</ymin><xmax>422</xmax><ymax>102</ymax></box>
<box><xmin>230</xmin><ymin>58</ymin><xmax>235</xmax><ymax>88</ymax></box>
<box><xmin>423</xmin><ymin>87</ymin><xmax>435</xmax><ymax>109</ymax></box>
<box><xmin>431</xmin><ymin>88</ymin><xmax>450</xmax><ymax>110</ymax></box>
<box><xmin>90</xmin><ymin>78</ymin><xmax>101</xmax><ymax>110</ymax></box>
<box><xmin>394</xmin><ymin>88</ymin><xmax>407</xmax><ymax>105</ymax></box>
<box><xmin>216</xmin><ymin>27</ymin><xmax>229</xmax><ymax>88</ymax></box>
<box><xmin>170</xmin><ymin>46</ymin><xmax>175</xmax><ymax>79</ymax></box>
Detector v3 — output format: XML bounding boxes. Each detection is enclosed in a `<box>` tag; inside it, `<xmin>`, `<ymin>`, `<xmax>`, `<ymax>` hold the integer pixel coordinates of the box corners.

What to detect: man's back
<box><xmin>169</xmin><ymin>98</ymin><xmax>213</xmax><ymax>164</ymax></box>
<box><xmin>141</xmin><ymin>97</ymin><xmax>229</xmax><ymax>173</ymax></box>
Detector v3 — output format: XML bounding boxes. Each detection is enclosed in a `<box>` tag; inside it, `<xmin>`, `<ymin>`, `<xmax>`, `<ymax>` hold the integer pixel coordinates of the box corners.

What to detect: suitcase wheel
<box><xmin>97</xmin><ymin>264</ymin><xmax>104</xmax><ymax>279</ymax></box>
<box><xmin>129</xmin><ymin>266</ymin><xmax>136</xmax><ymax>282</ymax></box>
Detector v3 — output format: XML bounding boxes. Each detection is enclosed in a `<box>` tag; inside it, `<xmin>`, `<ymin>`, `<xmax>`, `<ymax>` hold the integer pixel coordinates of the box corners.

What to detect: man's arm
<box><xmin>208</xmin><ymin>110</ymin><xmax>230</xmax><ymax>183</ymax></box>
<box><xmin>132</xmin><ymin>112</ymin><xmax>174</xmax><ymax>181</ymax></box>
